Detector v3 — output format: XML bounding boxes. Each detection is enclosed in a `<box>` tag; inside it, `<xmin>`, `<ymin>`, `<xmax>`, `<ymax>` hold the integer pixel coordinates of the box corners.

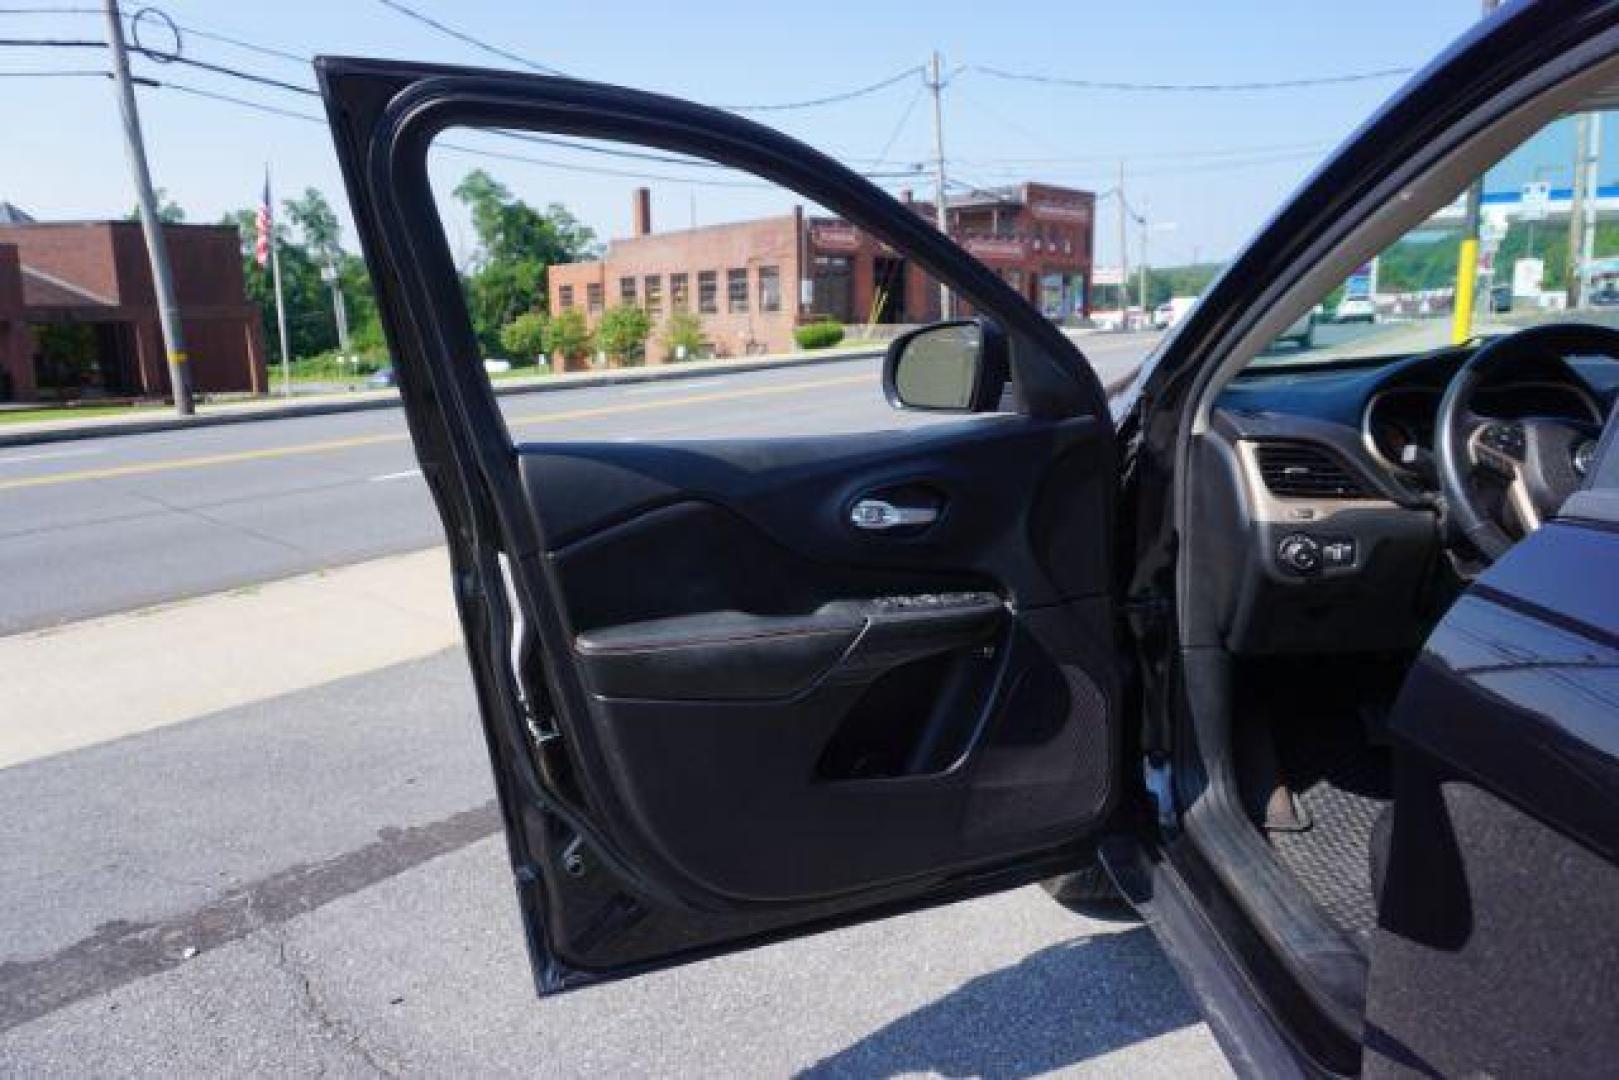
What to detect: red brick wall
<box><xmin>549</xmin><ymin>214</ymin><xmax>802</xmax><ymax>362</ymax></box>
<box><xmin>0</xmin><ymin>244</ymin><xmax>32</xmax><ymax>400</ymax></box>
<box><xmin>0</xmin><ymin>223</ymin><xmax>121</xmax><ymax>303</ymax></box>
<box><xmin>0</xmin><ymin>222</ymin><xmax>265</xmax><ymax>397</ymax></box>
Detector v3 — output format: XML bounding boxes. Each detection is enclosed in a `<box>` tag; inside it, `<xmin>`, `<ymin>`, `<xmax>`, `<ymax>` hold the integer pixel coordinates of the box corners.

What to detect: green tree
<box><xmin>224</xmin><ymin>206</ymin><xmax>338</xmax><ymax>362</ymax></box>
<box><xmin>452</xmin><ymin>169</ymin><xmax>598</xmax><ymax>355</ymax></box>
<box><xmin>499</xmin><ymin>312</ymin><xmax>550</xmax><ymax>364</ymax></box>
<box><xmin>596</xmin><ymin>304</ymin><xmax>653</xmax><ymax>365</ymax></box>
<box><xmin>662</xmin><ymin>311</ymin><xmax>705</xmax><ymax>360</ymax></box>
<box><xmin>1144</xmin><ymin>263</ymin><xmax>1223</xmax><ymax>308</ymax></box>
<box><xmin>222</xmin><ymin>188</ymin><xmax>388</xmax><ymax>366</ymax></box>
<box><xmin>544</xmin><ymin>308</ymin><xmax>594</xmax><ymax>365</ymax></box>
<box><xmin>126</xmin><ymin>188</ymin><xmax>185</xmax><ymax>224</ymax></box>
<box><xmin>285</xmin><ymin>187</ymin><xmax>342</xmax><ymax>262</ymax></box>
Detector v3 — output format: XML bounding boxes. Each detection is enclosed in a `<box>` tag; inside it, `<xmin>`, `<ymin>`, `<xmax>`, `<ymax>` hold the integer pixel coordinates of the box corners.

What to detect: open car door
<box><xmin>318</xmin><ymin>58</ymin><xmax>1127</xmax><ymax>992</ymax></box>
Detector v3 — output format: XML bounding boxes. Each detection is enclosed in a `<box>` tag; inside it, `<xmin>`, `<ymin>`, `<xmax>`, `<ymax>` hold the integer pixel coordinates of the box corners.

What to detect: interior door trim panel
<box><xmin>518</xmin><ymin>422</ymin><xmax>1120</xmax><ymax>903</ymax></box>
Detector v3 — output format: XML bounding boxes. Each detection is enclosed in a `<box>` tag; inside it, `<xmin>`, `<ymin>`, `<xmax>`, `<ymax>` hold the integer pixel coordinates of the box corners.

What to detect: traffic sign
<box><xmin>1521</xmin><ymin>180</ymin><xmax>1551</xmax><ymax>222</ymax></box>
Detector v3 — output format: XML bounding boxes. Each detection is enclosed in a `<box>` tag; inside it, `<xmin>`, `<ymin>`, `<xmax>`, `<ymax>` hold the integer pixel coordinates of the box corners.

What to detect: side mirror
<box><xmin>883</xmin><ymin>318</ymin><xmax>1009</xmax><ymax>412</ymax></box>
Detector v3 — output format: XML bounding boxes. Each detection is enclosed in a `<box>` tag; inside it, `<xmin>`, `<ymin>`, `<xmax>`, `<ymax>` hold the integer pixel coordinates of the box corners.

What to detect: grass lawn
<box><xmin>0</xmin><ymin>403</ymin><xmax>167</xmax><ymax>426</ymax></box>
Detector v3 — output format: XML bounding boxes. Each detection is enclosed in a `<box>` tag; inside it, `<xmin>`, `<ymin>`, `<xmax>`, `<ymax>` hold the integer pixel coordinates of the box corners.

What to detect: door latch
<box><xmin>849</xmin><ymin>499</ymin><xmax>939</xmax><ymax>530</ymax></box>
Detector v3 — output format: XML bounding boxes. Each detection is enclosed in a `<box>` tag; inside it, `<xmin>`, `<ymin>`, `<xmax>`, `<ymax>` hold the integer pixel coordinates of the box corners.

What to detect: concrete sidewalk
<box><xmin>0</xmin><ymin>345</ymin><xmax>883</xmax><ymax>449</ymax></box>
<box><xmin>0</xmin><ymin>549</ymin><xmax>459</xmax><ymax>769</ymax></box>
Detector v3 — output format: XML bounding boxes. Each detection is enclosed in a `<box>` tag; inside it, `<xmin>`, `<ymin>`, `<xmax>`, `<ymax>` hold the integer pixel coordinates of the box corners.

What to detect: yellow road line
<box><xmin>0</xmin><ymin>373</ymin><xmax>872</xmax><ymax>493</ymax></box>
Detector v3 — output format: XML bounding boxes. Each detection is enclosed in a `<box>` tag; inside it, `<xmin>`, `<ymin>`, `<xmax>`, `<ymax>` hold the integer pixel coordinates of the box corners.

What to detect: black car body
<box><xmin>320</xmin><ymin>2</ymin><xmax>1619</xmax><ymax>1074</ymax></box>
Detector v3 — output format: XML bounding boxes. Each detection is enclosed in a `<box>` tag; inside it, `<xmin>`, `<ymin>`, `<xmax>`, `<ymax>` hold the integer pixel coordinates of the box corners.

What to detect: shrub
<box><xmin>596</xmin><ymin>304</ymin><xmax>654</xmax><ymax>366</ymax></box>
<box><xmin>498</xmin><ymin>312</ymin><xmax>549</xmax><ymax>364</ymax></box>
<box><xmin>544</xmin><ymin>308</ymin><xmax>594</xmax><ymax>364</ymax></box>
<box><xmin>662</xmin><ymin>311</ymin><xmax>706</xmax><ymax>361</ymax></box>
<box><xmin>793</xmin><ymin>320</ymin><xmax>845</xmax><ymax>350</ymax></box>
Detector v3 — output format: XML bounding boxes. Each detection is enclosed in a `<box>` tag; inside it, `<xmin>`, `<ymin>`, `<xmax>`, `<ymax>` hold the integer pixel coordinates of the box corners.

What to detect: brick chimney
<box><xmin>631</xmin><ymin>187</ymin><xmax>652</xmax><ymax>237</ymax></box>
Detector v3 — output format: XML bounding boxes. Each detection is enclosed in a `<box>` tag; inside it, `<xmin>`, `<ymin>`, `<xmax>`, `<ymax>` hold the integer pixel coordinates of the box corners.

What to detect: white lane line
<box><xmin>0</xmin><ymin>446</ymin><xmax>106</xmax><ymax>468</ymax></box>
<box><xmin>368</xmin><ymin>468</ymin><xmax>422</xmax><ymax>482</ymax></box>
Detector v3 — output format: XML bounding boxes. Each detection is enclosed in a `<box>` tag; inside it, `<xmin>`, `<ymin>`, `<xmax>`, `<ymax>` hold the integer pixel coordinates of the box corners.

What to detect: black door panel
<box><xmin>520</xmin><ymin>415</ymin><xmax>1112</xmax><ymax>608</ymax></box>
<box><xmin>520</xmin><ymin>420</ymin><xmax>1119</xmax><ymax>905</ymax></box>
<box><xmin>320</xmin><ymin>57</ymin><xmax>1123</xmax><ymax>991</ymax></box>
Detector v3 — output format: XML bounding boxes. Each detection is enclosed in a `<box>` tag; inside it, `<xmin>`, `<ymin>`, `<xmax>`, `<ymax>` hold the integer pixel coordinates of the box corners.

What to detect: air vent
<box><xmin>1255</xmin><ymin>442</ymin><xmax>1370</xmax><ymax>499</ymax></box>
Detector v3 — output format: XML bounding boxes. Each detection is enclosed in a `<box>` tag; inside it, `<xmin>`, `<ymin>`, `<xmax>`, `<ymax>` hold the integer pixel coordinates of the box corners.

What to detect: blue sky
<box><xmin>3</xmin><ymin>1</ymin><xmax>1493</xmax><ymax>266</ymax></box>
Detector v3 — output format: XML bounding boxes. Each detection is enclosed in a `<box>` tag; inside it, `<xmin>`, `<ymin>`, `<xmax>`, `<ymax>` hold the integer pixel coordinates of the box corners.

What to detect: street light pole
<box><xmin>1117</xmin><ymin>162</ymin><xmax>1130</xmax><ymax>329</ymax></box>
<box><xmin>102</xmin><ymin>0</ymin><xmax>193</xmax><ymax>415</ymax></box>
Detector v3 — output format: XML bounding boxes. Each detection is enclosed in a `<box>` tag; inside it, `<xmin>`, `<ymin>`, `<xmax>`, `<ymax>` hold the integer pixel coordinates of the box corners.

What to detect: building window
<box><xmin>698</xmin><ymin>270</ymin><xmax>718</xmax><ymax>314</ymax></box>
<box><xmin>586</xmin><ymin>282</ymin><xmax>604</xmax><ymax>315</ymax></box>
<box><xmin>619</xmin><ymin>276</ymin><xmax>637</xmax><ymax>306</ymax></box>
<box><xmin>558</xmin><ymin>285</ymin><xmax>575</xmax><ymax>310</ymax></box>
<box><xmin>644</xmin><ymin>275</ymin><xmax>663</xmax><ymax>318</ymax></box>
<box><xmin>758</xmin><ymin>266</ymin><xmax>781</xmax><ymax>313</ymax></box>
<box><xmin>670</xmin><ymin>273</ymin><xmax>690</xmax><ymax>312</ymax></box>
<box><xmin>727</xmin><ymin>268</ymin><xmax>749</xmax><ymax>313</ymax></box>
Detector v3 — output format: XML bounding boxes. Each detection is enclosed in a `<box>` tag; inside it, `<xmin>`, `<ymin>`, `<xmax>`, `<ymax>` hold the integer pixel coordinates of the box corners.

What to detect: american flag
<box><xmin>254</xmin><ymin>173</ymin><xmax>272</xmax><ymax>268</ymax></box>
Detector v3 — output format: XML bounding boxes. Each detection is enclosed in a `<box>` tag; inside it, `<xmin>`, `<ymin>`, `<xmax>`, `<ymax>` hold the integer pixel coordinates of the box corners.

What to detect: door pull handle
<box><xmin>849</xmin><ymin>499</ymin><xmax>939</xmax><ymax>530</ymax></box>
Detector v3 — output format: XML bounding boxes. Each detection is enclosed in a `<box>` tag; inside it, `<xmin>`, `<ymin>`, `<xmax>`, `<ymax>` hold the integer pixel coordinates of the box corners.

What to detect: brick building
<box><xmin>547</xmin><ymin>182</ymin><xmax>1093</xmax><ymax>366</ymax></box>
<box><xmin>0</xmin><ymin>215</ymin><xmax>266</xmax><ymax>402</ymax></box>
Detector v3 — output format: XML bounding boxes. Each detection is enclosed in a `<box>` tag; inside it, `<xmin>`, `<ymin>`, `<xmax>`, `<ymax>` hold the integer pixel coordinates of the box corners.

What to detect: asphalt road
<box><xmin>0</xmin><ymin>647</ymin><xmax>1229</xmax><ymax>1077</ymax></box>
<box><xmin>0</xmin><ymin>333</ymin><xmax>1156</xmax><ymax>635</ymax></box>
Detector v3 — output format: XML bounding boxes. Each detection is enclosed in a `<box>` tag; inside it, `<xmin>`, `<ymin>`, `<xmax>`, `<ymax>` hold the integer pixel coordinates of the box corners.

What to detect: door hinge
<box><xmin>1143</xmin><ymin>753</ymin><xmax>1178</xmax><ymax>834</ymax></box>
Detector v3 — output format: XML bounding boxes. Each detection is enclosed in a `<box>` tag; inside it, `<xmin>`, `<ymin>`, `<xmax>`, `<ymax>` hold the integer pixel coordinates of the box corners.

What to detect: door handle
<box><xmin>849</xmin><ymin>498</ymin><xmax>939</xmax><ymax>530</ymax></box>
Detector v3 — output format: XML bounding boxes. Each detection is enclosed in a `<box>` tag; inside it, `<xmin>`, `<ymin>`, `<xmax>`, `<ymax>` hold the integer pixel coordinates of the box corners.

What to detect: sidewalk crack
<box><xmin>259</xmin><ymin>925</ymin><xmax>400</xmax><ymax>1078</ymax></box>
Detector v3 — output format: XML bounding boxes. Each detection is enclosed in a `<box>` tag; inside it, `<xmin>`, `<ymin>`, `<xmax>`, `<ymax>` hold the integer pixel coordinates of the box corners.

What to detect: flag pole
<box><xmin>267</xmin><ymin>166</ymin><xmax>292</xmax><ymax>398</ymax></box>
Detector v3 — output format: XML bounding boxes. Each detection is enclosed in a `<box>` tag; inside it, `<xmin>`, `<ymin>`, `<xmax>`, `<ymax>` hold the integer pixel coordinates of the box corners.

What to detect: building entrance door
<box><xmin>873</xmin><ymin>255</ymin><xmax>906</xmax><ymax>323</ymax></box>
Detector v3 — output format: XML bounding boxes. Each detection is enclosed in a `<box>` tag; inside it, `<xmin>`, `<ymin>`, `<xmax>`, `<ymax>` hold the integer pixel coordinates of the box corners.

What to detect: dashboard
<box><xmin>1218</xmin><ymin>345</ymin><xmax>1618</xmax><ymax>495</ymax></box>
<box><xmin>1196</xmin><ymin>343</ymin><xmax>1619</xmax><ymax>655</ymax></box>
<box><xmin>1363</xmin><ymin>381</ymin><xmax>1603</xmax><ymax>486</ymax></box>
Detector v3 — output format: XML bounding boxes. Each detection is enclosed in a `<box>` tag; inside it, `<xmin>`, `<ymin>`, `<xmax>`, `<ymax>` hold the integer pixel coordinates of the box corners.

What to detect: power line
<box><xmin>375</xmin><ymin>0</ymin><xmax>565</xmax><ymax>75</ymax></box>
<box><xmin>155</xmin><ymin>17</ymin><xmax>306</xmax><ymax>65</ymax></box>
<box><xmin>0</xmin><ymin>64</ymin><xmax>102</xmax><ymax>75</ymax></box>
<box><xmin>972</xmin><ymin>63</ymin><xmax>1413</xmax><ymax>93</ymax></box>
<box><xmin>497</xmin><ymin>131</ymin><xmax>734</xmax><ymax>170</ymax></box>
<box><xmin>0</xmin><ymin>4</ymin><xmax>312</xmax><ymax>64</ymax></box>
<box><xmin>0</xmin><ymin>34</ymin><xmax>320</xmax><ymax>93</ymax></box>
<box><xmin>714</xmin><ymin>65</ymin><xmax>921</xmax><ymax>111</ymax></box>
<box><xmin>102</xmin><ymin>71</ymin><xmax>924</xmax><ymax>190</ymax></box>
<box><xmin>950</xmin><ymin>139</ymin><xmax>1332</xmax><ymax>167</ymax></box>
<box><xmin>868</xmin><ymin>82</ymin><xmax>925</xmax><ymax>171</ymax></box>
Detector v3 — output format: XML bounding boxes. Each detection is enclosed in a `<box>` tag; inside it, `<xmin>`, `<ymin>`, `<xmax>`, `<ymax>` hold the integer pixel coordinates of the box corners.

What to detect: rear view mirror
<box><xmin>883</xmin><ymin>319</ymin><xmax>1008</xmax><ymax>412</ymax></box>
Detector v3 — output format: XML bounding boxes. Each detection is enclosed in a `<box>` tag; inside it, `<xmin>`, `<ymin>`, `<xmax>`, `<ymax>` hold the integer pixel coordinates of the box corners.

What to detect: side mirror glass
<box><xmin>883</xmin><ymin>319</ymin><xmax>1006</xmax><ymax>412</ymax></box>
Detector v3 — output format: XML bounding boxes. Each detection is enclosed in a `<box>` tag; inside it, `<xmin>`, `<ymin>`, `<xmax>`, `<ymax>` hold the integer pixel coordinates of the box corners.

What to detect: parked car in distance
<box><xmin>366</xmin><ymin>366</ymin><xmax>397</xmax><ymax>388</ymax></box>
<box><xmin>1153</xmin><ymin>296</ymin><xmax>1199</xmax><ymax>329</ymax></box>
<box><xmin>1334</xmin><ymin>296</ymin><xmax>1378</xmax><ymax>323</ymax></box>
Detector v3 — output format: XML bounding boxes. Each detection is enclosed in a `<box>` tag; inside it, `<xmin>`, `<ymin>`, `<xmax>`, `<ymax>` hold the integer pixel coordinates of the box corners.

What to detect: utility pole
<box><xmin>928</xmin><ymin>51</ymin><xmax>951</xmax><ymax>319</ymax></box>
<box><xmin>321</xmin><ymin>261</ymin><xmax>351</xmax><ymax>362</ymax></box>
<box><xmin>1452</xmin><ymin>0</ymin><xmax>1503</xmax><ymax>343</ymax></box>
<box><xmin>102</xmin><ymin>0</ymin><xmax>192</xmax><ymax>415</ymax></box>
<box><xmin>1568</xmin><ymin>112</ymin><xmax>1602</xmax><ymax>309</ymax></box>
<box><xmin>1117</xmin><ymin>162</ymin><xmax>1130</xmax><ymax>329</ymax></box>
<box><xmin>1137</xmin><ymin>206</ymin><xmax>1149</xmax><ymax>315</ymax></box>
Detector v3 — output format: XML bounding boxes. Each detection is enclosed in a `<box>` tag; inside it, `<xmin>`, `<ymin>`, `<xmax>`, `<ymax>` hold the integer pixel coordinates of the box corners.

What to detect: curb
<box><xmin>0</xmin><ymin>347</ymin><xmax>883</xmax><ymax>449</ymax></box>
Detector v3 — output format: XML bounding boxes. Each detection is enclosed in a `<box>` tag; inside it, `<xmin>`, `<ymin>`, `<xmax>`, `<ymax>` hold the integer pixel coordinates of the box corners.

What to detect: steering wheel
<box><xmin>1435</xmin><ymin>322</ymin><xmax>1614</xmax><ymax>563</ymax></box>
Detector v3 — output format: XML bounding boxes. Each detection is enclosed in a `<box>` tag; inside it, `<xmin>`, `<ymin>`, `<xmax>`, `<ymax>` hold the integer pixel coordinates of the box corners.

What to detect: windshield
<box><xmin>1250</xmin><ymin>107</ymin><xmax>1619</xmax><ymax>368</ymax></box>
